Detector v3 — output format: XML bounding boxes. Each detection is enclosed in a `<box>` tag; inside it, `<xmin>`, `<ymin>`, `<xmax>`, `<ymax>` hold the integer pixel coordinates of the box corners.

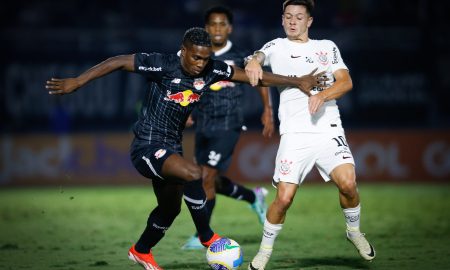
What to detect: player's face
<box><xmin>180</xmin><ymin>43</ymin><xmax>212</xmax><ymax>76</ymax></box>
<box><xmin>282</xmin><ymin>5</ymin><xmax>312</xmax><ymax>41</ymax></box>
<box><xmin>205</xmin><ymin>13</ymin><xmax>232</xmax><ymax>47</ymax></box>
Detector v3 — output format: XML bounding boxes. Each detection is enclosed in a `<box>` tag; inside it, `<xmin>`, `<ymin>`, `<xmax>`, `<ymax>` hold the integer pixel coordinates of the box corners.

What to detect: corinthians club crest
<box><xmin>315</xmin><ymin>51</ymin><xmax>329</xmax><ymax>66</ymax></box>
<box><xmin>279</xmin><ymin>159</ymin><xmax>293</xmax><ymax>175</ymax></box>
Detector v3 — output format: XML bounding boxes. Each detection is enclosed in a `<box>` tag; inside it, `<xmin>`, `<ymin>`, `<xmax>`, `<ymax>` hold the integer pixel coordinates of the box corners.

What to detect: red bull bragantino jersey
<box><xmin>195</xmin><ymin>41</ymin><xmax>247</xmax><ymax>132</ymax></box>
<box><xmin>132</xmin><ymin>52</ymin><xmax>233</xmax><ymax>149</ymax></box>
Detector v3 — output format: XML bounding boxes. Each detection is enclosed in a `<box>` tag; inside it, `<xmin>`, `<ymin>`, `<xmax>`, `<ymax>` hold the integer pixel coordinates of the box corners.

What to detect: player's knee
<box><xmin>338</xmin><ymin>179</ymin><xmax>358</xmax><ymax>197</ymax></box>
<box><xmin>274</xmin><ymin>194</ymin><xmax>294</xmax><ymax>210</ymax></box>
<box><xmin>184</xmin><ymin>164</ymin><xmax>202</xmax><ymax>181</ymax></box>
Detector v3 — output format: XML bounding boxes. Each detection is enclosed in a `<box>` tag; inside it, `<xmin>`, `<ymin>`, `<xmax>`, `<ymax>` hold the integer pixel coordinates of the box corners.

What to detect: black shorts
<box><xmin>130</xmin><ymin>139</ymin><xmax>180</xmax><ymax>181</ymax></box>
<box><xmin>195</xmin><ymin>129</ymin><xmax>240</xmax><ymax>172</ymax></box>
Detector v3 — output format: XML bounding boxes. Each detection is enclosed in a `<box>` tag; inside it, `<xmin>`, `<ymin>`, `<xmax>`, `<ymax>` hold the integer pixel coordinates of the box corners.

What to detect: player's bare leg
<box><xmin>331</xmin><ymin>163</ymin><xmax>376</xmax><ymax>261</ymax></box>
<box><xmin>249</xmin><ymin>182</ymin><xmax>297</xmax><ymax>270</ymax></box>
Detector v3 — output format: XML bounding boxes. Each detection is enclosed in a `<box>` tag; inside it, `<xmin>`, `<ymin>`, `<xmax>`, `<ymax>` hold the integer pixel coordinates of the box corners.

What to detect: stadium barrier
<box><xmin>0</xmin><ymin>130</ymin><xmax>449</xmax><ymax>186</ymax></box>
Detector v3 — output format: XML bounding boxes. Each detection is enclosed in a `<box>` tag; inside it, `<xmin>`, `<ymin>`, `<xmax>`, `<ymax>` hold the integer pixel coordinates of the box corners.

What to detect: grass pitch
<box><xmin>0</xmin><ymin>183</ymin><xmax>449</xmax><ymax>270</ymax></box>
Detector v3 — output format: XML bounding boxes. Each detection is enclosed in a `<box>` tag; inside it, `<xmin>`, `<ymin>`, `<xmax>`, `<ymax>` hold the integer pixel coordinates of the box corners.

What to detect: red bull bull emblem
<box><xmin>164</xmin><ymin>90</ymin><xmax>202</xmax><ymax>106</ymax></box>
<box><xmin>193</xmin><ymin>78</ymin><xmax>205</xmax><ymax>90</ymax></box>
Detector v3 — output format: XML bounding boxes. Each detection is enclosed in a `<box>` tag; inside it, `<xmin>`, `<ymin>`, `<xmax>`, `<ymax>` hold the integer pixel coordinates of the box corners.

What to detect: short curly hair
<box><xmin>182</xmin><ymin>27</ymin><xmax>212</xmax><ymax>47</ymax></box>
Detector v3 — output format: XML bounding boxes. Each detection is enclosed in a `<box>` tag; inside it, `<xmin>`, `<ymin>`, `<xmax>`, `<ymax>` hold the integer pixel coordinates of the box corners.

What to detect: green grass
<box><xmin>0</xmin><ymin>184</ymin><xmax>449</xmax><ymax>270</ymax></box>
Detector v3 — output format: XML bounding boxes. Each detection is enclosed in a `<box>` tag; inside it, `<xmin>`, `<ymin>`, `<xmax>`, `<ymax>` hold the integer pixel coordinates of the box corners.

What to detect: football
<box><xmin>206</xmin><ymin>238</ymin><xmax>243</xmax><ymax>270</ymax></box>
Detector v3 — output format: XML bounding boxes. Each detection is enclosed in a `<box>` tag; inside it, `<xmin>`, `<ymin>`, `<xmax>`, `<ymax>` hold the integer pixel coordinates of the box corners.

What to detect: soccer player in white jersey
<box><xmin>245</xmin><ymin>1</ymin><xmax>375</xmax><ymax>269</ymax></box>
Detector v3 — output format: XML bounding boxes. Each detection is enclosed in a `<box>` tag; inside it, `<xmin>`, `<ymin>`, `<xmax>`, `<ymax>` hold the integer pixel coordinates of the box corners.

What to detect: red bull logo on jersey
<box><xmin>315</xmin><ymin>51</ymin><xmax>329</xmax><ymax>66</ymax></box>
<box><xmin>164</xmin><ymin>90</ymin><xmax>202</xmax><ymax>106</ymax></box>
<box><xmin>209</xmin><ymin>80</ymin><xmax>236</xmax><ymax>91</ymax></box>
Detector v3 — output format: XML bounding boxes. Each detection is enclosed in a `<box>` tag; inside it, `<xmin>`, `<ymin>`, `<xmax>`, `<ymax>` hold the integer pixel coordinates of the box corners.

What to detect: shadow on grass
<box><xmin>163</xmin><ymin>262</ymin><xmax>209</xmax><ymax>269</ymax></box>
<box><xmin>273</xmin><ymin>256</ymin><xmax>371</xmax><ymax>269</ymax></box>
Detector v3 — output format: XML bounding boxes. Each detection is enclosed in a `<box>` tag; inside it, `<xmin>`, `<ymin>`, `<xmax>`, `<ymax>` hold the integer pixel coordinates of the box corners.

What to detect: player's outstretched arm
<box><xmin>46</xmin><ymin>54</ymin><xmax>135</xmax><ymax>95</ymax></box>
<box><xmin>231</xmin><ymin>66</ymin><xmax>323</xmax><ymax>95</ymax></box>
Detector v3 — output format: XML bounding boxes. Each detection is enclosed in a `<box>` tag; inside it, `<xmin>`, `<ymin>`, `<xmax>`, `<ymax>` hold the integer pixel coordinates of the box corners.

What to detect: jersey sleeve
<box><xmin>258</xmin><ymin>39</ymin><xmax>279</xmax><ymax>67</ymax></box>
<box><xmin>328</xmin><ymin>41</ymin><xmax>348</xmax><ymax>73</ymax></box>
<box><xmin>211</xmin><ymin>60</ymin><xmax>234</xmax><ymax>82</ymax></box>
<box><xmin>133</xmin><ymin>52</ymin><xmax>164</xmax><ymax>81</ymax></box>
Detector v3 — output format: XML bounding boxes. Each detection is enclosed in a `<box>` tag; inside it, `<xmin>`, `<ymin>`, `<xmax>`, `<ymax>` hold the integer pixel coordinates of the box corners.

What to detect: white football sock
<box><xmin>343</xmin><ymin>204</ymin><xmax>361</xmax><ymax>234</ymax></box>
<box><xmin>259</xmin><ymin>219</ymin><xmax>283</xmax><ymax>254</ymax></box>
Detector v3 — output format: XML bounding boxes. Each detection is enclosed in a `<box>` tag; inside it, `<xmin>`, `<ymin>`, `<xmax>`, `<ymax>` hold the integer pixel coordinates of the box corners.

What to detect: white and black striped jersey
<box><xmin>132</xmin><ymin>52</ymin><xmax>234</xmax><ymax>149</ymax></box>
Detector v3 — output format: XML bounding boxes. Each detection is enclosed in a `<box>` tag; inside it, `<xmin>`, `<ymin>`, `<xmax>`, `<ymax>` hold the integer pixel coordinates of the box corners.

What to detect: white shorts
<box><xmin>273</xmin><ymin>130</ymin><xmax>355</xmax><ymax>186</ymax></box>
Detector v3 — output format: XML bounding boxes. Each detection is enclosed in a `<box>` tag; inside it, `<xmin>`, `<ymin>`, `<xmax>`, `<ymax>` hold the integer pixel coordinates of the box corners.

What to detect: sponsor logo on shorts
<box><xmin>154</xmin><ymin>149</ymin><xmax>167</xmax><ymax>159</ymax></box>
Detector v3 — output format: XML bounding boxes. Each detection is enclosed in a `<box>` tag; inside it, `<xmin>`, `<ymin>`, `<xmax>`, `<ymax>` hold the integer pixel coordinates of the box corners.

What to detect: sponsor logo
<box><xmin>290</xmin><ymin>55</ymin><xmax>301</xmax><ymax>58</ymax></box>
<box><xmin>213</xmin><ymin>67</ymin><xmax>231</xmax><ymax>77</ymax></box>
<box><xmin>332</xmin><ymin>47</ymin><xmax>339</xmax><ymax>64</ymax></box>
<box><xmin>138</xmin><ymin>66</ymin><xmax>162</xmax><ymax>72</ymax></box>
<box><xmin>315</xmin><ymin>51</ymin><xmax>329</xmax><ymax>66</ymax></box>
<box><xmin>193</xmin><ymin>78</ymin><xmax>205</xmax><ymax>90</ymax></box>
<box><xmin>171</xmin><ymin>78</ymin><xmax>181</xmax><ymax>84</ymax></box>
<box><xmin>279</xmin><ymin>159</ymin><xmax>293</xmax><ymax>175</ymax></box>
<box><xmin>345</xmin><ymin>214</ymin><xmax>360</xmax><ymax>222</ymax></box>
<box><xmin>306</xmin><ymin>56</ymin><xmax>314</xmax><ymax>63</ymax></box>
<box><xmin>343</xmin><ymin>156</ymin><xmax>352</xmax><ymax>159</ymax></box>
<box><xmin>224</xmin><ymin>244</ymin><xmax>239</xmax><ymax>250</ymax></box>
<box><xmin>262</xmin><ymin>41</ymin><xmax>275</xmax><ymax>50</ymax></box>
<box><xmin>154</xmin><ymin>149</ymin><xmax>167</xmax><ymax>159</ymax></box>
<box><xmin>164</xmin><ymin>90</ymin><xmax>202</xmax><ymax>106</ymax></box>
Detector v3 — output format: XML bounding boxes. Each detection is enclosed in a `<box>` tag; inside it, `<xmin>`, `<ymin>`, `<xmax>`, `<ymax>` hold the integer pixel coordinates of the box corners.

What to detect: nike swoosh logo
<box><xmin>290</xmin><ymin>55</ymin><xmax>301</xmax><ymax>58</ymax></box>
<box><xmin>367</xmin><ymin>244</ymin><xmax>375</xmax><ymax>257</ymax></box>
<box><xmin>224</xmin><ymin>244</ymin><xmax>239</xmax><ymax>250</ymax></box>
<box><xmin>342</xmin><ymin>156</ymin><xmax>352</xmax><ymax>159</ymax></box>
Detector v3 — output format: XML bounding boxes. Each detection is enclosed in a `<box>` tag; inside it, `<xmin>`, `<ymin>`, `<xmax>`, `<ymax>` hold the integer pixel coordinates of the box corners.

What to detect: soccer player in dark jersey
<box><xmin>45</xmin><ymin>27</ymin><xmax>322</xmax><ymax>270</ymax></box>
<box><xmin>182</xmin><ymin>6</ymin><xmax>275</xmax><ymax>250</ymax></box>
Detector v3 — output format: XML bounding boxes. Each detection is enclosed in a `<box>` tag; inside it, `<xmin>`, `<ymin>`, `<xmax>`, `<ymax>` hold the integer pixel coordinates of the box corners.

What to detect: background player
<box><xmin>45</xmin><ymin>27</ymin><xmax>322</xmax><ymax>270</ymax></box>
<box><xmin>244</xmin><ymin>1</ymin><xmax>376</xmax><ymax>269</ymax></box>
<box><xmin>182</xmin><ymin>6</ymin><xmax>275</xmax><ymax>250</ymax></box>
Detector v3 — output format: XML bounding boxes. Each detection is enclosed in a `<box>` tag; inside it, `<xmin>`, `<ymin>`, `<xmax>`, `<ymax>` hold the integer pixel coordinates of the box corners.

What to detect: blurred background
<box><xmin>1</xmin><ymin>0</ymin><xmax>449</xmax><ymax>185</ymax></box>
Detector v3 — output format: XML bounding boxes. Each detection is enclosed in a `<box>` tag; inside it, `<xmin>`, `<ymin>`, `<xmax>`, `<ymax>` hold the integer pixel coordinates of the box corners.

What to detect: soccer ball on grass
<box><xmin>206</xmin><ymin>238</ymin><xmax>243</xmax><ymax>270</ymax></box>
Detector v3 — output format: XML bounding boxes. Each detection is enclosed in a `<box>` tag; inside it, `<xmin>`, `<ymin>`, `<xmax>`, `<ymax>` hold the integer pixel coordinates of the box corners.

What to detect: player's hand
<box><xmin>185</xmin><ymin>114</ymin><xmax>195</xmax><ymax>128</ymax></box>
<box><xmin>261</xmin><ymin>107</ymin><xmax>274</xmax><ymax>138</ymax></box>
<box><xmin>245</xmin><ymin>59</ymin><xmax>263</xmax><ymax>87</ymax></box>
<box><xmin>308</xmin><ymin>93</ymin><xmax>325</xmax><ymax>114</ymax></box>
<box><xmin>297</xmin><ymin>68</ymin><xmax>327</xmax><ymax>95</ymax></box>
<box><xmin>46</xmin><ymin>78</ymin><xmax>80</xmax><ymax>95</ymax></box>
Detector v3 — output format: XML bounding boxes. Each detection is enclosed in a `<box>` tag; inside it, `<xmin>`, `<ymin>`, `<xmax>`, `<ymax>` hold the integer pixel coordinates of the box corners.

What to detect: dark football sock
<box><xmin>193</xmin><ymin>198</ymin><xmax>216</xmax><ymax>238</ymax></box>
<box><xmin>183</xmin><ymin>179</ymin><xmax>214</xmax><ymax>242</ymax></box>
<box><xmin>135</xmin><ymin>206</ymin><xmax>175</xmax><ymax>253</ymax></box>
<box><xmin>216</xmin><ymin>176</ymin><xmax>256</xmax><ymax>204</ymax></box>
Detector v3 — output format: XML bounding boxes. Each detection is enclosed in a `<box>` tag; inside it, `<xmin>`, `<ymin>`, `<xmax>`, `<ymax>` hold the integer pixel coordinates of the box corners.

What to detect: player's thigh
<box><xmin>161</xmin><ymin>154</ymin><xmax>201</xmax><ymax>181</ymax></box>
<box><xmin>273</xmin><ymin>133</ymin><xmax>317</xmax><ymax>186</ymax></box>
<box><xmin>195</xmin><ymin>129</ymin><xmax>240</xmax><ymax>171</ymax></box>
<box><xmin>315</xmin><ymin>130</ymin><xmax>355</xmax><ymax>182</ymax></box>
<box><xmin>329</xmin><ymin>163</ymin><xmax>356</xmax><ymax>187</ymax></box>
